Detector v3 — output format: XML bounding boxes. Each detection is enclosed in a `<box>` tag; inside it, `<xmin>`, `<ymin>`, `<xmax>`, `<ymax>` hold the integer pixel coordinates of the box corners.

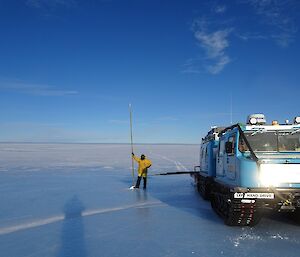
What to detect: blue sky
<box><xmin>0</xmin><ymin>0</ymin><xmax>300</xmax><ymax>143</ymax></box>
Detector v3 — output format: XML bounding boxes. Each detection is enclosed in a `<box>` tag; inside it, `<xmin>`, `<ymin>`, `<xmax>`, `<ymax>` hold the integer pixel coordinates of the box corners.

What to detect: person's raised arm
<box><xmin>132</xmin><ymin>153</ymin><xmax>140</xmax><ymax>162</ymax></box>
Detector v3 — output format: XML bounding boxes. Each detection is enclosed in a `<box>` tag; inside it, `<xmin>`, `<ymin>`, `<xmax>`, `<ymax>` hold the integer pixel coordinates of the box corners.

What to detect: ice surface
<box><xmin>1</xmin><ymin>143</ymin><xmax>300</xmax><ymax>257</ymax></box>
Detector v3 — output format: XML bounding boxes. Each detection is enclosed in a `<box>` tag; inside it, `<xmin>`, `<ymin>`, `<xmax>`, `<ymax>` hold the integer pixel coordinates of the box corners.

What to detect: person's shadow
<box><xmin>57</xmin><ymin>195</ymin><xmax>87</xmax><ymax>257</ymax></box>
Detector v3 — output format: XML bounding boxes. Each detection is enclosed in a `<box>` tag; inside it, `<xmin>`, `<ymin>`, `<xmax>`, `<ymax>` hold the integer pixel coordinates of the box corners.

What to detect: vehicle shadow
<box><xmin>146</xmin><ymin>176</ymin><xmax>222</xmax><ymax>225</ymax></box>
<box><xmin>57</xmin><ymin>195</ymin><xmax>88</xmax><ymax>257</ymax></box>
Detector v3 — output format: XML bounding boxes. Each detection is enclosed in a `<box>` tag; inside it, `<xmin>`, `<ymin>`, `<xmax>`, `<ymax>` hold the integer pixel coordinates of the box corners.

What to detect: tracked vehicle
<box><xmin>193</xmin><ymin>114</ymin><xmax>300</xmax><ymax>226</ymax></box>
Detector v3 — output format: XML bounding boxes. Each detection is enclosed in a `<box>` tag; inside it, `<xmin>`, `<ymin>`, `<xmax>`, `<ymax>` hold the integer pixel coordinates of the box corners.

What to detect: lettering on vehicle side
<box><xmin>244</xmin><ymin>193</ymin><xmax>274</xmax><ymax>199</ymax></box>
<box><xmin>233</xmin><ymin>192</ymin><xmax>275</xmax><ymax>199</ymax></box>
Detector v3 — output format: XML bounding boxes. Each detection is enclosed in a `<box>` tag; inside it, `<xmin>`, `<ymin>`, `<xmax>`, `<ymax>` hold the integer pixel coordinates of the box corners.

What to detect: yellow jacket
<box><xmin>133</xmin><ymin>155</ymin><xmax>152</xmax><ymax>177</ymax></box>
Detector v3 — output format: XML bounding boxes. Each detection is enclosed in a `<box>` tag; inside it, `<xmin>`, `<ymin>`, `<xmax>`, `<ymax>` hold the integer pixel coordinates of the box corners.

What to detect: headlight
<box><xmin>259</xmin><ymin>164</ymin><xmax>300</xmax><ymax>187</ymax></box>
<box><xmin>259</xmin><ymin>164</ymin><xmax>280</xmax><ymax>187</ymax></box>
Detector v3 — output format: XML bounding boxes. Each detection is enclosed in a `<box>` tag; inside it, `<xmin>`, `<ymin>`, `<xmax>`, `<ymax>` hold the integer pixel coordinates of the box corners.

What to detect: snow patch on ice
<box><xmin>231</xmin><ymin>231</ymin><xmax>291</xmax><ymax>247</ymax></box>
<box><xmin>270</xmin><ymin>233</ymin><xmax>289</xmax><ymax>240</ymax></box>
<box><xmin>231</xmin><ymin>233</ymin><xmax>262</xmax><ymax>247</ymax></box>
<box><xmin>0</xmin><ymin>201</ymin><xmax>162</xmax><ymax>235</ymax></box>
<box><xmin>0</xmin><ymin>215</ymin><xmax>64</xmax><ymax>235</ymax></box>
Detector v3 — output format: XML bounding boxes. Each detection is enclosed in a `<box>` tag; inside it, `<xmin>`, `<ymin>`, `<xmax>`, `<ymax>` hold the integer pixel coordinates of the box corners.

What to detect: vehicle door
<box><xmin>216</xmin><ymin>139</ymin><xmax>225</xmax><ymax>176</ymax></box>
<box><xmin>225</xmin><ymin>134</ymin><xmax>237</xmax><ymax>180</ymax></box>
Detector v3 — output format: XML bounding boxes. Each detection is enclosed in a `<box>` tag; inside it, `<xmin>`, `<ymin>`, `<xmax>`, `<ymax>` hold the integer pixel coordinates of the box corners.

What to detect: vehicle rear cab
<box><xmin>194</xmin><ymin>127</ymin><xmax>224</xmax><ymax>199</ymax></box>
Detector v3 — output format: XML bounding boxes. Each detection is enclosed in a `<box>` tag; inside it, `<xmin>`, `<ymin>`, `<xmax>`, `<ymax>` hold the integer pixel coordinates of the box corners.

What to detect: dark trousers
<box><xmin>135</xmin><ymin>176</ymin><xmax>147</xmax><ymax>189</ymax></box>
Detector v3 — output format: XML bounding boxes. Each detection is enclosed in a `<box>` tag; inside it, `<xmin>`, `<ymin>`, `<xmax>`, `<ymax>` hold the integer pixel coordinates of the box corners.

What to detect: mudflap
<box><xmin>211</xmin><ymin>184</ymin><xmax>262</xmax><ymax>226</ymax></box>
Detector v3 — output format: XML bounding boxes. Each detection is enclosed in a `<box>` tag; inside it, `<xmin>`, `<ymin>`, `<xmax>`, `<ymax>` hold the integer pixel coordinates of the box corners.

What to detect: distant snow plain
<box><xmin>0</xmin><ymin>143</ymin><xmax>300</xmax><ymax>257</ymax></box>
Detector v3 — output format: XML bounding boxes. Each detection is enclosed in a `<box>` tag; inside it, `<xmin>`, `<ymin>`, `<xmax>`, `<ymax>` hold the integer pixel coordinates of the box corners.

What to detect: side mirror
<box><xmin>225</xmin><ymin>141</ymin><xmax>233</xmax><ymax>154</ymax></box>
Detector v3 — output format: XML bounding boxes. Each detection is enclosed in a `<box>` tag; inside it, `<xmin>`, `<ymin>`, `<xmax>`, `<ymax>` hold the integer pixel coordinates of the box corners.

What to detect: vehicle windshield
<box><xmin>239</xmin><ymin>130</ymin><xmax>300</xmax><ymax>152</ymax></box>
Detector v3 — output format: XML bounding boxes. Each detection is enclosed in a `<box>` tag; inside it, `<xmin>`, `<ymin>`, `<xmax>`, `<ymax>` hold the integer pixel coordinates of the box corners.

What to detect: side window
<box><xmin>227</xmin><ymin>135</ymin><xmax>236</xmax><ymax>155</ymax></box>
<box><xmin>238</xmin><ymin>135</ymin><xmax>249</xmax><ymax>152</ymax></box>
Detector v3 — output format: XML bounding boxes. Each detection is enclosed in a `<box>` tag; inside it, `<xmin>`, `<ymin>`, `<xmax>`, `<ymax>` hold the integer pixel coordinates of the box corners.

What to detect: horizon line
<box><xmin>0</xmin><ymin>141</ymin><xmax>199</xmax><ymax>145</ymax></box>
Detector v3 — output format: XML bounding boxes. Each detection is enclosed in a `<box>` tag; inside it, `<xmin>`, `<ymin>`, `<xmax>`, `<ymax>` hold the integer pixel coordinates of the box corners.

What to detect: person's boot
<box><xmin>135</xmin><ymin>176</ymin><xmax>142</xmax><ymax>188</ymax></box>
<box><xmin>143</xmin><ymin>177</ymin><xmax>147</xmax><ymax>189</ymax></box>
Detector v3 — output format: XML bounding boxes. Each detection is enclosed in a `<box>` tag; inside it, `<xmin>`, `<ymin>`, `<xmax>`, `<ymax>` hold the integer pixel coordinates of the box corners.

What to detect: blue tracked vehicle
<box><xmin>193</xmin><ymin>114</ymin><xmax>300</xmax><ymax>226</ymax></box>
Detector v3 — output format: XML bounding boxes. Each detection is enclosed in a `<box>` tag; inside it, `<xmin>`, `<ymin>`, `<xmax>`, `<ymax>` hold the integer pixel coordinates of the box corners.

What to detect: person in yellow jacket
<box><xmin>132</xmin><ymin>152</ymin><xmax>152</xmax><ymax>189</ymax></box>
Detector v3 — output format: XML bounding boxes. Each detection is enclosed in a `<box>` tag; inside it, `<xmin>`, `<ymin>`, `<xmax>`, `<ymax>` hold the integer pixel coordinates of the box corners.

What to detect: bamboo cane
<box><xmin>129</xmin><ymin>104</ymin><xmax>135</xmax><ymax>187</ymax></box>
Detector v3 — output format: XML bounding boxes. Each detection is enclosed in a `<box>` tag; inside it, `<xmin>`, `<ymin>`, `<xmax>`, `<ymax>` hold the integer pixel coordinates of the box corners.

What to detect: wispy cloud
<box><xmin>214</xmin><ymin>5</ymin><xmax>227</xmax><ymax>14</ymax></box>
<box><xmin>241</xmin><ymin>0</ymin><xmax>299</xmax><ymax>47</ymax></box>
<box><xmin>0</xmin><ymin>79</ymin><xmax>78</xmax><ymax>96</ymax></box>
<box><xmin>236</xmin><ymin>32</ymin><xmax>268</xmax><ymax>41</ymax></box>
<box><xmin>184</xmin><ymin>18</ymin><xmax>232</xmax><ymax>75</ymax></box>
<box><xmin>26</xmin><ymin>0</ymin><xmax>77</xmax><ymax>9</ymax></box>
<box><xmin>194</xmin><ymin>29</ymin><xmax>231</xmax><ymax>59</ymax></box>
<box><xmin>182</xmin><ymin>58</ymin><xmax>203</xmax><ymax>74</ymax></box>
<box><xmin>185</xmin><ymin>0</ymin><xmax>299</xmax><ymax>75</ymax></box>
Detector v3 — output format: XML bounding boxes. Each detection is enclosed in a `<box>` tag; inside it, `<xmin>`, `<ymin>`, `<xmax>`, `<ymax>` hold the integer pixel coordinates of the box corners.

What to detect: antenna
<box><xmin>230</xmin><ymin>93</ymin><xmax>233</xmax><ymax>124</ymax></box>
<box><xmin>129</xmin><ymin>103</ymin><xmax>135</xmax><ymax>187</ymax></box>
